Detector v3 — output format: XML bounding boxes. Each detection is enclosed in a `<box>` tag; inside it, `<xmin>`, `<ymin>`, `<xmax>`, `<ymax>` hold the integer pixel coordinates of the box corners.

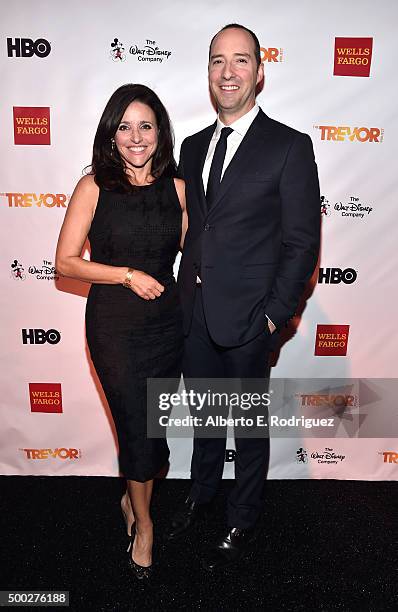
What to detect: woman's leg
<box><xmin>121</xmin><ymin>488</ymin><xmax>135</xmax><ymax>535</ymax></box>
<box><xmin>121</xmin><ymin>477</ymin><xmax>153</xmax><ymax>534</ymax></box>
<box><xmin>127</xmin><ymin>479</ymin><xmax>154</xmax><ymax>567</ymax></box>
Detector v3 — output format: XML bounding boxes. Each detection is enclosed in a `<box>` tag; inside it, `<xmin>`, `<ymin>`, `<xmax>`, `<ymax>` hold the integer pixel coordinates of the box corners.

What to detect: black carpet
<box><xmin>0</xmin><ymin>477</ymin><xmax>397</xmax><ymax>611</ymax></box>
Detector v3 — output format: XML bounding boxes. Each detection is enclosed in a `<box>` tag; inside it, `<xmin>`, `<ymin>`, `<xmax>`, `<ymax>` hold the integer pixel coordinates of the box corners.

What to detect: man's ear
<box><xmin>256</xmin><ymin>62</ymin><xmax>264</xmax><ymax>85</ymax></box>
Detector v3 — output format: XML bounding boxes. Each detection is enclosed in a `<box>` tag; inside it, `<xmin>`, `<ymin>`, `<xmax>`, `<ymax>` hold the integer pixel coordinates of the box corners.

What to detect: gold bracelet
<box><xmin>122</xmin><ymin>268</ymin><xmax>135</xmax><ymax>288</ymax></box>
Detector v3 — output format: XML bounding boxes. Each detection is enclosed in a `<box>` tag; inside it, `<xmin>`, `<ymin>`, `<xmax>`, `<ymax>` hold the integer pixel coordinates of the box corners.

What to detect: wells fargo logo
<box><xmin>260</xmin><ymin>47</ymin><xmax>283</xmax><ymax>63</ymax></box>
<box><xmin>314</xmin><ymin>325</ymin><xmax>350</xmax><ymax>356</ymax></box>
<box><xmin>19</xmin><ymin>448</ymin><xmax>81</xmax><ymax>460</ymax></box>
<box><xmin>314</xmin><ymin>125</ymin><xmax>383</xmax><ymax>142</ymax></box>
<box><xmin>2</xmin><ymin>192</ymin><xmax>69</xmax><ymax>207</ymax></box>
<box><xmin>29</xmin><ymin>383</ymin><xmax>62</xmax><ymax>413</ymax></box>
<box><xmin>333</xmin><ymin>37</ymin><xmax>373</xmax><ymax>77</ymax></box>
<box><xmin>380</xmin><ymin>452</ymin><xmax>398</xmax><ymax>464</ymax></box>
<box><xmin>13</xmin><ymin>107</ymin><xmax>50</xmax><ymax>145</ymax></box>
<box><xmin>298</xmin><ymin>394</ymin><xmax>357</xmax><ymax>408</ymax></box>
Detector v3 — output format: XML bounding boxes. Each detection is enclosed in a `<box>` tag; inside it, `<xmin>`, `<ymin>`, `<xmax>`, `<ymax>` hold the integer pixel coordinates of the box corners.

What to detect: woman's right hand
<box><xmin>128</xmin><ymin>270</ymin><xmax>165</xmax><ymax>300</ymax></box>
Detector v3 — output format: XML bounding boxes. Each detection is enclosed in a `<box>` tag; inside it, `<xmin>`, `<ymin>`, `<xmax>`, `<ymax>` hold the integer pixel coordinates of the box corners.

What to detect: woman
<box><xmin>56</xmin><ymin>84</ymin><xmax>187</xmax><ymax>580</ymax></box>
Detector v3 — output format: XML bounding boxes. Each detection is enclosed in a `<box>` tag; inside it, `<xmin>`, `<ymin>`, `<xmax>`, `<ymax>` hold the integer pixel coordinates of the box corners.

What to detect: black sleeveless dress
<box><xmin>85</xmin><ymin>177</ymin><xmax>183</xmax><ymax>482</ymax></box>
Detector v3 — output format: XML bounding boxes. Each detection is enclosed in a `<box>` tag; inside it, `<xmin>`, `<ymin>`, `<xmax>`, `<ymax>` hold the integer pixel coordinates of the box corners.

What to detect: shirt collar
<box><xmin>215</xmin><ymin>104</ymin><xmax>259</xmax><ymax>138</ymax></box>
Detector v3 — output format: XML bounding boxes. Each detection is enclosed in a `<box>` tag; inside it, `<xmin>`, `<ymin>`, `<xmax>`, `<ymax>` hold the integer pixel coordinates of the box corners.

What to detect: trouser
<box><xmin>183</xmin><ymin>285</ymin><xmax>272</xmax><ymax>529</ymax></box>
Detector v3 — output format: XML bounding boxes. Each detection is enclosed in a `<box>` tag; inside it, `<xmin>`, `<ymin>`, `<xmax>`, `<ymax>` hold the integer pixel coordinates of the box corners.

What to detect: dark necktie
<box><xmin>206</xmin><ymin>126</ymin><xmax>233</xmax><ymax>210</ymax></box>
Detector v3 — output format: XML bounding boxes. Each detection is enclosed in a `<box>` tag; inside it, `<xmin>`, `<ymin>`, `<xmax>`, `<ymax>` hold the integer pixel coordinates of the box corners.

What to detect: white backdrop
<box><xmin>1</xmin><ymin>0</ymin><xmax>397</xmax><ymax>480</ymax></box>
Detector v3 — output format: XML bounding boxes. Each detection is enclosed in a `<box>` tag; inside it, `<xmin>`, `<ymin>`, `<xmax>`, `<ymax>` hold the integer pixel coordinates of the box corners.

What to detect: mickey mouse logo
<box><xmin>110</xmin><ymin>38</ymin><xmax>126</xmax><ymax>62</ymax></box>
<box><xmin>11</xmin><ymin>259</ymin><xmax>26</xmax><ymax>280</ymax></box>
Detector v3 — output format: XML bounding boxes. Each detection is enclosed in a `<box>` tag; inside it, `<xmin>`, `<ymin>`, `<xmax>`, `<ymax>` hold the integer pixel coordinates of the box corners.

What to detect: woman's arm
<box><xmin>55</xmin><ymin>175</ymin><xmax>128</xmax><ymax>284</ymax></box>
<box><xmin>174</xmin><ymin>178</ymin><xmax>187</xmax><ymax>249</ymax></box>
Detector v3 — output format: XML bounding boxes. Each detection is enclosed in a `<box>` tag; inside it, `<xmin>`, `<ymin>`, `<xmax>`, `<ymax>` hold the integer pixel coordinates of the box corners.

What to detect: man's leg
<box><xmin>201</xmin><ymin>331</ymin><xmax>271</xmax><ymax>568</ymax></box>
<box><xmin>221</xmin><ymin>331</ymin><xmax>271</xmax><ymax>528</ymax></box>
<box><xmin>165</xmin><ymin>286</ymin><xmax>229</xmax><ymax>541</ymax></box>
<box><xmin>183</xmin><ymin>286</ymin><xmax>227</xmax><ymax>503</ymax></box>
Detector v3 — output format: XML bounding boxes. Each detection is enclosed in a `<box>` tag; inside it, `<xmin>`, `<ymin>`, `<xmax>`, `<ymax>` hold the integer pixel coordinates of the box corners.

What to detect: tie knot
<box><xmin>220</xmin><ymin>126</ymin><xmax>233</xmax><ymax>140</ymax></box>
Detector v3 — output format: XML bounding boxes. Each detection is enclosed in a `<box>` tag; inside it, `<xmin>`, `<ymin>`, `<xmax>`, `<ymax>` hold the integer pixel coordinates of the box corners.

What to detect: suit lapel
<box><xmin>207</xmin><ymin>110</ymin><xmax>270</xmax><ymax>215</ymax></box>
<box><xmin>192</xmin><ymin>123</ymin><xmax>215</xmax><ymax>217</ymax></box>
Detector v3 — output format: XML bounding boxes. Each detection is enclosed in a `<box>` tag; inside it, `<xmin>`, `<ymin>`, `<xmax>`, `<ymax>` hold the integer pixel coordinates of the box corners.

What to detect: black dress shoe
<box><xmin>202</xmin><ymin>527</ymin><xmax>256</xmax><ymax>571</ymax></box>
<box><xmin>164</xmin><ymin>497</ymin><xmax>208</xmax><ymax>542</ymax></box>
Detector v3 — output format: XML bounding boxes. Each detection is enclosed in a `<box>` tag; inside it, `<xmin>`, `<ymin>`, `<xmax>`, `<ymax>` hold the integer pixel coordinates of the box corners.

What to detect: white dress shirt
<box><xmin>197</xmin><ymin>104</ymin><xmax>275</xmax><ymax>331</ymax></box>
<box><xmin>202</xmin><ymin>104</ymin><xmax>259</xmax><ymax>192</ymax></box>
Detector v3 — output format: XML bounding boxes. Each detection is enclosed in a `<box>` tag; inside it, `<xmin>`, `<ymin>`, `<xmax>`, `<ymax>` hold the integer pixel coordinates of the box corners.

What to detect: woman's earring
<box><xmin>111</xmin><ymin>138</ymin><xmax>115</xmax><ymax>152</ymax></box>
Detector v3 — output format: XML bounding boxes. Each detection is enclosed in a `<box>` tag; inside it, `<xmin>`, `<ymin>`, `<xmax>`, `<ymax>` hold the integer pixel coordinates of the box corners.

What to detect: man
<box><xmin>166</xmin><ymin>24</ymin><xmax>320</xmax><ymax>570</ymax></box>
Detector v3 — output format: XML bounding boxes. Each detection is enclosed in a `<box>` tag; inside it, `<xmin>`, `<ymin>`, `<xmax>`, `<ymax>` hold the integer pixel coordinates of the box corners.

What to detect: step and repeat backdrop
<box><xmin>1</xmin><ymin>0</ymin><xmax>397</xmax><ymax>480</ymax></box>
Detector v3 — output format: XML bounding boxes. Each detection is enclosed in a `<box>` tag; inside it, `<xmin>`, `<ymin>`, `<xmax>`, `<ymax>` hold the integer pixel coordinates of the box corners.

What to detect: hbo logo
<box><xmin>318</xmin><ymin>268</ymin><xmax>357</xmax><ymax>284</ymax></box>
<box><xmin>22</xmin><ymin>329</ymin><xmax>61</xmax><ymax>345</ymax></box>
<box><xmin>7</xmin><ymin>38</ymin><xmax>51</xmax><ymax>58</ymax></box>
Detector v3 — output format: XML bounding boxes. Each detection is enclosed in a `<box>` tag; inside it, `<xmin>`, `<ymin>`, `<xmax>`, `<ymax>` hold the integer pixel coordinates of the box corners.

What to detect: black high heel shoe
<box><xmin>127</xmin><ymin>524</ymin><xmax>153</xmax><ymax>580</ymax></box>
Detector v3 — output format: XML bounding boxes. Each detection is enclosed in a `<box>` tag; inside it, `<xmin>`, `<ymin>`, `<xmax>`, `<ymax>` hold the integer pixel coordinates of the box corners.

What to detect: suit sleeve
<box><xmin>264</xmin><ymin>133</ymin><xmax>320</xmax><ymax>329</ymax></box>
<box><xmin>177</xmin><ymin>139</ymin><xmax>187</xmax><ymax>180</ymax></box>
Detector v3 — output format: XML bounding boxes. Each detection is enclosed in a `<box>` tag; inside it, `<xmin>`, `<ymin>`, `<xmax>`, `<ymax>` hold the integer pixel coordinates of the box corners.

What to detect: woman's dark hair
<box><xmin>89</xmin><ymin>84</ymin><xmax>177</xmax><ymax>192</ymax></box>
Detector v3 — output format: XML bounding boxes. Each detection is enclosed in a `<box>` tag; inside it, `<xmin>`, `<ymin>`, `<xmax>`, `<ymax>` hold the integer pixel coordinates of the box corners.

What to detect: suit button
<box><xmin>204</xmin><ymin>223</ymin><xmax>210</xmax><ymax>231</ymax></box>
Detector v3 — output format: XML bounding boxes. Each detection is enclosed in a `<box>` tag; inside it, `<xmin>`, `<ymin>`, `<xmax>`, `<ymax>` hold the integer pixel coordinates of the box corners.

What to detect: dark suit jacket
<box><xmin>178</xmin><ymin>108</ymin><xmax>320</xmax><ymax>347</ymax></box>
